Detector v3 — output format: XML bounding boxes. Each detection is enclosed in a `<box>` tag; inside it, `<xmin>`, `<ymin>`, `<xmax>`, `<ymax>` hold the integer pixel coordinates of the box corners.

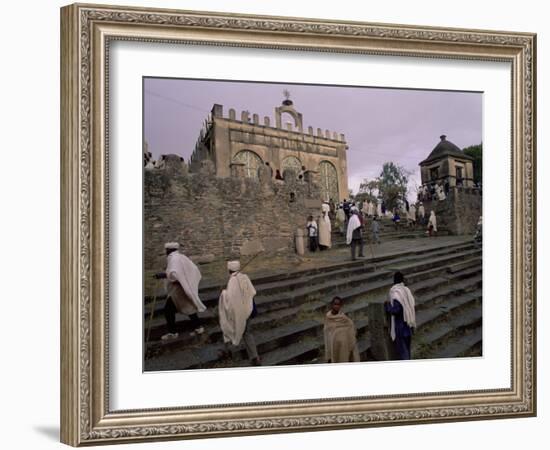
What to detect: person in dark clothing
<box><xmin>384</xmin><ymin>272</ymin><xmax>416</xmax><ymax>360</ymax></box>
<box><xmin>342</xmin><ymin>199</ymin><xmax>351</xmax><ymax>219</ymax></box>
<box><xmin>275</xmin><ymin>169</ymin><xmax>283</xmax><ymax>180</ymax></box>
<box><xmin>347</xmin><ymin>208</ymin><xmax>364</xmax><ymax>260</ymax></box>
<box><xmin>381</xmin><ymin>201</ymin><xmax>386</xmax><ymax>215</ymax></box>
<box><xmin>306</xmin><ymin>215</ymin><xmax>319</xmax><ymax>252</ymax></box>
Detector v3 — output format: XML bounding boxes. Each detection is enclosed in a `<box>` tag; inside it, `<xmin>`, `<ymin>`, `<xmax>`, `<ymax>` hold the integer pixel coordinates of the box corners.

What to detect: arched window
<box><xmin>318</xmin><ymin>161</ymin><xmax>339</xmax><ymax>202</ymax></box>
<box><xmin>232</xmin><ymin>150</ymin><xmax>263</xmax><ymax>179</ymax></box>
<box><xmin>281</xmin><ymin>156</ymin><xmax>302</xmax><ymax>175</ymax></box>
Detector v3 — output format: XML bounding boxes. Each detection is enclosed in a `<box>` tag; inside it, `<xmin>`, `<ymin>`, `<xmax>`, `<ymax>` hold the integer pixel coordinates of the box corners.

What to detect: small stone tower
<box><xmin>419</xmin><ymin>135</ymin><xmax>475</xmax><ymax>188</ymax></box>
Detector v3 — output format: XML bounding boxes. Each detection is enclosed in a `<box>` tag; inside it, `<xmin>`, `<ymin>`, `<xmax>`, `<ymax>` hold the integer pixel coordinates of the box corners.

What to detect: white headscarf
<box><xmin>227</xmin><ymin>260</ymin><xmax>240</xmax><ymax>272</ymax></box>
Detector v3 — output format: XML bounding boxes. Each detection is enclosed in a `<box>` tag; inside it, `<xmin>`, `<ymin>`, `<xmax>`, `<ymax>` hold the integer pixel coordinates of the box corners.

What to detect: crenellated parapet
<box><xmin>187</xmin><ymin>95</ymin><xmax>349</xmax><ymax>202</ymax></box>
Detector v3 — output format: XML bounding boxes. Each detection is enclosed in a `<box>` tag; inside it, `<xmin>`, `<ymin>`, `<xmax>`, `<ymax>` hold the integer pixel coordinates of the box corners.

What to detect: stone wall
<box><xmin>144</xmin><ymin>159</ymin><xmax>322</xmax><ymax>274</ymax></box>
<box><xmin>422</xmin><ymin>187</ymin><xmax>482</xmax><ymax>235</ymax></box>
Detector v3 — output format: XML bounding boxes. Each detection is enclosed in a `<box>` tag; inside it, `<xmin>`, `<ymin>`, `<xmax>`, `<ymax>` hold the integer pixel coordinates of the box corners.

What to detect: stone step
<box><xmin>144</xmin><ymin>238</ymin><xmax>482</xmax><ymax>370</ymax></box>
<box><xmin>146</xmin><ymin>281</ymin><xmax>482</xmax><ymax>370</ymax></box>
<box><xmin>145</xmin><ymin>248</ymin><xmax>481</xmax><ymax>340</ymax></box>
<box><xmin>259</xmin><ymin>318</ymin><xmax>370</xmax><ymax>367</ymax></box>
<box><xmin>144</xmin><ymin>242</ymin><xmax>478</xmax><ymax>321</ymax></box>
<box><xmin>412</xmin><ymin>299</ymin><xmax>482</xmax><ymax>358</ymax></box>
<box><xmin>146</xmin><ymin>317</ymin><xmax>326</xmax><ymax>370</ymax></box>
<box><xmin>415</xmin><ymin>289</ymin><xmax>482</xmax><ymax>329</ymax></box>
<box><xmin>145</xmin><ymin>240</ymin><xmax>475</xmax><ymax>304</ymax></box>
<box><xmin>429</xmin><ymin>326</ymin><xmax>482</xmax><ymax>359</ymax></box>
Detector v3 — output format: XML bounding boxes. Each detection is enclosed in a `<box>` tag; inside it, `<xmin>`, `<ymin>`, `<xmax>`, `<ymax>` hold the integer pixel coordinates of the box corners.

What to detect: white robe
<box><xmin>318</xmin><ymin>213</ymin><xmax>332</xmax><ymax>247</ymax></box>
<box><xmin>218</xmin><ymin>273</ymin><xmax>256</xmax><ymax>346</ymax></box>
<box><xmin>418</xmin><ymin>205</ymin><xmax>425</xmax><ymax>218</ymax></box>
<box><xmin>409</xmin><ymin>205</ymin><xmax>416</xmax><ymax>221</ymax></box>
<box><xmin>437</xmin><ymin>185</ymin><xmax>446</xmax><ymax>200</ymax></box>
<box><xmin>388</xmin><ymin>283</ymin><xmax>416</xmax><ymax>341</ymax></box>
<box><xmin>428</xmin><ymin>212</ymin><xmax>437</xmax><ymax>232</ymax></box>
<box><xmin>377</xmin><ymin>201</ymin><xmax>382</xmax><ymax>217</ymax></box>
<box><xmin>165</xmin><ymin>252</ymin><xmax>206</xmax><ymax>313</ymax></box>
<box><xmin>346</xmin><ymin>214</ymin><xmax>361</xmax><ymax>245</ymax></box>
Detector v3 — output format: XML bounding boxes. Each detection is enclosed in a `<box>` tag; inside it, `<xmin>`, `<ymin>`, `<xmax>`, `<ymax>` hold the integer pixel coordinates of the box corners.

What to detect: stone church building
<box><xmin>189</xmin><ymin>96</ymin><xmax>349</xmax><ymax>202</ymax></box>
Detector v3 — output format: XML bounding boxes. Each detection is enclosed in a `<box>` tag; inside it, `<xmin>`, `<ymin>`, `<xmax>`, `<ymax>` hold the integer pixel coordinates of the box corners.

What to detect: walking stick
<box><xmin>145</xmin><ymin>279</ymin><xmax>162</xmax><ymax>345</ymax></box>
<box><xmin>238</xmin><ymin>250</ymin><xmax>263</xmax><ymax>273</ymax></box>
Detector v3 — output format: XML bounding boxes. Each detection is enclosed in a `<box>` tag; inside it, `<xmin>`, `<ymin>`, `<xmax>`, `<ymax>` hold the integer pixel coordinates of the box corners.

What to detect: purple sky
<box><xmin>144</xmin><ymin>78</ymin><xmax>482</xmax><ymax>199</ymax></box>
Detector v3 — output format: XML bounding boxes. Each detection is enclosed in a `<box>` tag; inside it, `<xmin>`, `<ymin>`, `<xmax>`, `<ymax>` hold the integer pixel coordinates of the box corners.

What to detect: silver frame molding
<box><xmin>60</xmin><ymin>3</ymin><xmax>536</xmax><ymax>446</ymax></box>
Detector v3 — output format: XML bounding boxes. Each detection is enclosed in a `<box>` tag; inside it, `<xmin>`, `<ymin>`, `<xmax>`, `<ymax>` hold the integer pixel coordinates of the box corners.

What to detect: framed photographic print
<box><xmin>60</xmin><ymin>3</ymin><xmax>536</xmax><ymax>446</ymax></box>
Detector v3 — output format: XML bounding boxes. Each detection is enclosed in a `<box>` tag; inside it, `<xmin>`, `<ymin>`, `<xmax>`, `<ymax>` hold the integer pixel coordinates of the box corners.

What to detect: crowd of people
<box><xmin>153</xmin><ymin>242</ymin><xmax>417</xmax><ymax>365</ymax></box>
<box><xmin>305</xmin><ymin>197</ymin><xmax>439</xmax><ymax>260</ymax></box>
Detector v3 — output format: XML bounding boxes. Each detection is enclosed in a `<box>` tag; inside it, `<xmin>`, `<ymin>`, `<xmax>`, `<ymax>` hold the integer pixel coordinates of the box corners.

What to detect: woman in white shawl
<box><xmin>427</xmin><ymin>210</ymin><xmax>437</xmax><ymax>236</ymax></box>
<box><xmin>384</xmin><ymin>272</ymin><xmax>416</xmax><ymax>360</ymax></box>
<box><xmin>318</xmin><ymin>209</ymin><xmax>332</xmax><ymax>250</ymax></box>
<box><xmin>324</xmin><ymin>297</ymin><xmax>360</xmax><ymax>363</ymax></box>
<box><xmin>218</xmin><ymin>261</ymin><xmax>261</xmax><ymax>366</ymax></box>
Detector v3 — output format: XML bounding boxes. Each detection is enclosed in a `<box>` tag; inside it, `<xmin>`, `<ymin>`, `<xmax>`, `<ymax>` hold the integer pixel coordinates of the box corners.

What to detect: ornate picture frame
<box><xmin>60</xmin><ymin>3</ymin><xmax>536</xmax><ymax>446</ymax></box>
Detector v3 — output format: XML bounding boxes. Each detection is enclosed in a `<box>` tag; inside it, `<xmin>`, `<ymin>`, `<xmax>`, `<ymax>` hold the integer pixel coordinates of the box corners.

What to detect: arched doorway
<box><xmin>318</xmin><ymin>160</ymin><xmax>339</xmax><ymax>202</ymax></box>
<box><xmin>281</xmin><ymin>156</ymin><xmax>302</xmax><ymax>175</ymax></box>
<box><xmin>232</xmin><ymin>150</ymin><xmax>263</xmax><ymax>180</ymax></box>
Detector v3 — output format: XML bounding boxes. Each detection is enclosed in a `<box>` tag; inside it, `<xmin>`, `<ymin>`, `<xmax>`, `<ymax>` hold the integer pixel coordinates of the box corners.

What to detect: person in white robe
<box><xmin>335</xmin><ymin>206</ymin><xmax>346</xmax><ymax>235</ymax></box>
<box><xmin>376</xmin><ymin>199</ymin><xmax>383</xmax><ymax>217</ymax></box>
<box><xmin>427</xmin><ymin>210</ymin><xmax>437</xmax><ymax>236</ymax></box>
<box><xmin>384</xmin><ymin>272</ymin><xmax>416</xmax><ymax>359</ymax></box>
<box><xmin>436</xmin><ymin>183</ymin><xmax>446</xmax><ymax>201</ymax></box>
<box><xmin>318</xmin><ymin>209</ymin><xmax>332</xmax><ymax>250</ymax></box>
<box><xmin>408</xmin><ymin>204</ymin><xmax>417</xmax><ymax>228</ymax></box>
<box><xmin>418</xmin><ymin>202</ymin><xmax>425</xmax><ymax>225</ymax></box>
<box><xmin>324</xmin><ymin>297</ymin><xmax>360</xmax><ymax>363</ymax></box>
<box><xmin>218</xmin><ymin>261</ymin><xmax>261</xmax><ymax>366</ymax></box>
<box><xmin>154</xmin><ymin>242</ymin><xmax>206</xmax><ymax>341</ymax></box>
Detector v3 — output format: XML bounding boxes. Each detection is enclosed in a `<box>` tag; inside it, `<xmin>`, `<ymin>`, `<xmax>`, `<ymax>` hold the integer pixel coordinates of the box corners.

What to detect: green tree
<box><xmin>377</xmin><ymin>162</ymin><xmax>410</xmax><ymax>210</ymax></box>
<box><xmin>463</xmin><ymin>143</ymin><xmax>482</xmax><ymax>184</ymax></box>
<box><xmin>356</xmin><ymin>178</ymin><xmax>379</xmax><ymax>204</ymax></box>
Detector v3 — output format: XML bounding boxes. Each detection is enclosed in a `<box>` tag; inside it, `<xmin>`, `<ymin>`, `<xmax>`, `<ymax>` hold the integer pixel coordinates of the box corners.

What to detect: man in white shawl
<box><xmin>324</xmin><ymin>297</ymin><xmax>360</xmax><ymax>363</ymax></box>
<box><xmin>218</xmin><ymin>261</ymin><xmax>261</xmax><ymax>366</ymax></box>
<box><xmin>154</xmin><ymin>242</ymin><xmax>206</xmax><ymax>341</ymax></box>
<box><xmin>427</xmin><ymin>210</ymin><xmax>437</xmax><ymax>236</ymax></box>
<box><xmin>318</xmin><ymin>207</ymin><xmax>332</xmax><ymax>250</ymax></box>
<box><xmin>346</xmin><ymin>207</ymin><xmax>364</xmax><ymax>260</ymax></box>
<box><xmin>384</xmin><ymin>272</ymin><xmax>416</xmax><ymax>360</ymax></box>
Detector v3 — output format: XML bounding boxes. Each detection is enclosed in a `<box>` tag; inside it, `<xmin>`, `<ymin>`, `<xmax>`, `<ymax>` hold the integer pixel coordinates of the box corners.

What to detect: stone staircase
<box><xmin>144</xmin><ymin>237</ymin><xmax>482</xmax><ymax>371</ymax></box>
<box><xmin>330</xmin><ymin>216</ymin><xmax>448</xmax><ymax>249</ymax></box>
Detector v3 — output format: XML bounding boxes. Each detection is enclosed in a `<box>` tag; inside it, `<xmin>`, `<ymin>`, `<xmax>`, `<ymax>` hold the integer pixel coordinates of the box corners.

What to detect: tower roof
<box><xmin>419</xmin><ymin>135</ymin><xmax>474</xmax><ymax>166</ymax></box>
